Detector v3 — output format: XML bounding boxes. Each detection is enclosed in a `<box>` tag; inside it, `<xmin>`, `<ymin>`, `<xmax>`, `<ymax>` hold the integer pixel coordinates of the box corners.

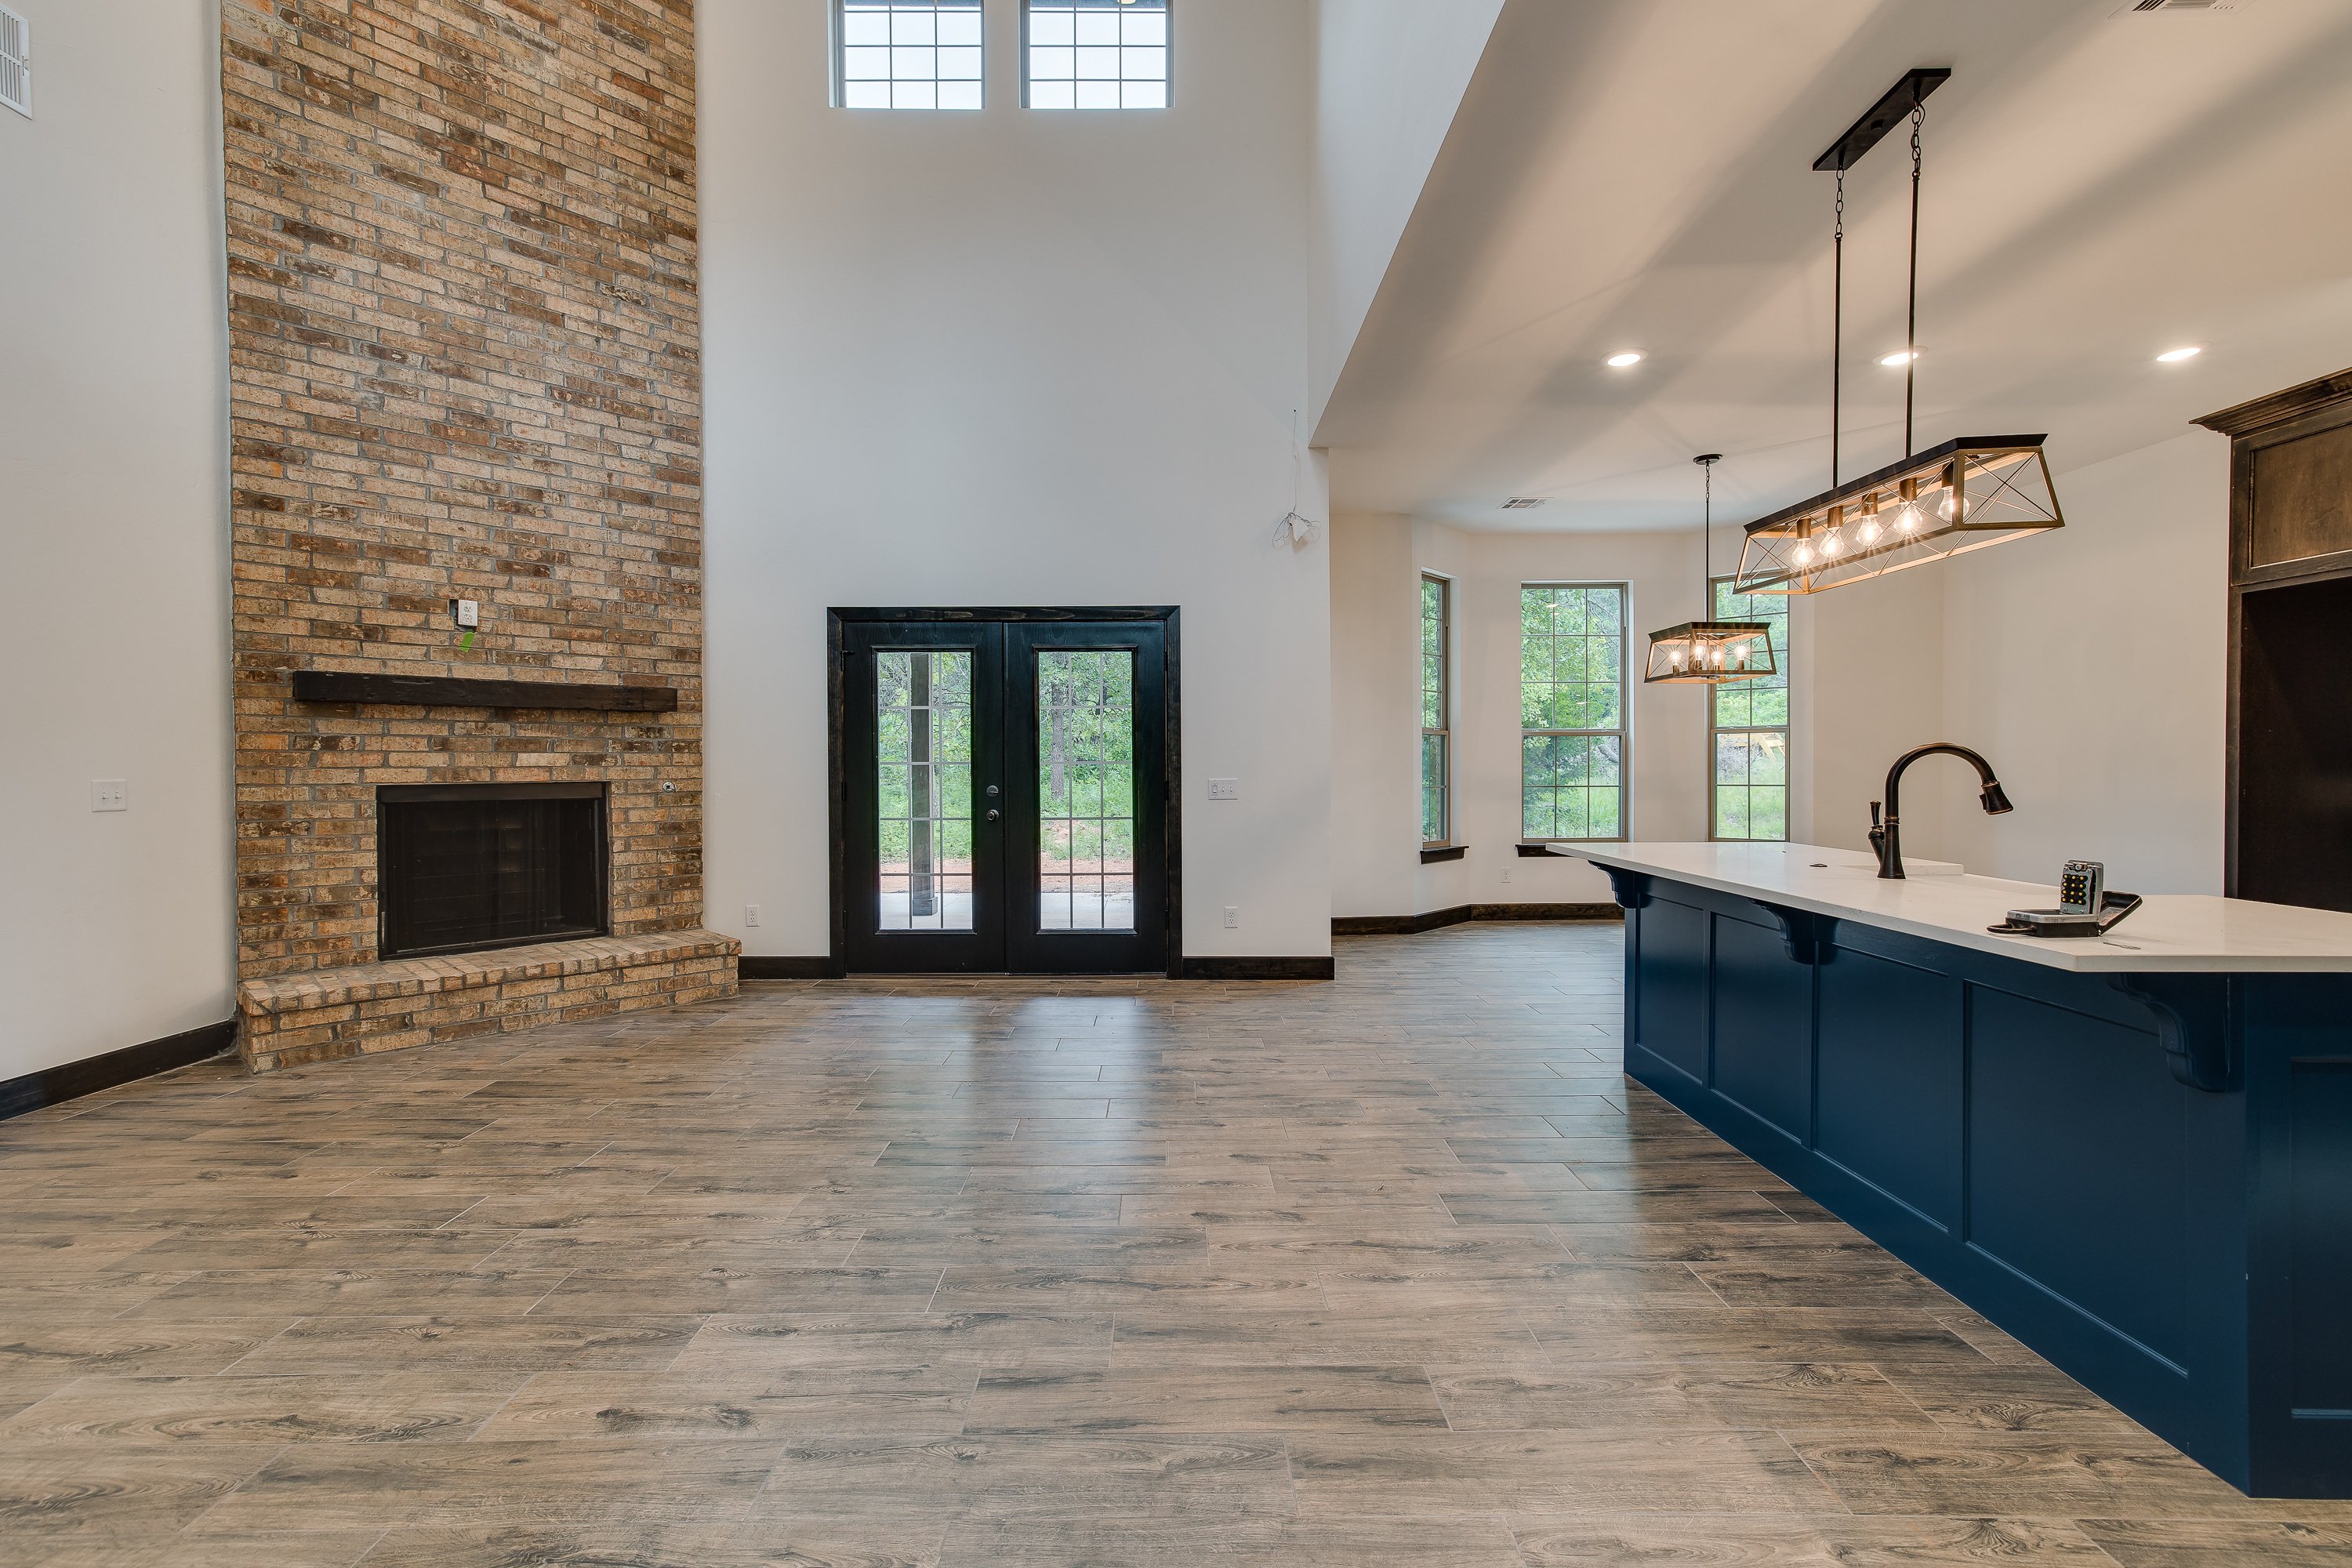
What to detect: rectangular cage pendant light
<box><xmin>1732</xmin><ymin>435</ymin><xmax>2062</xmax><ymax>596</ymax></box>
<box><xmin>1644</xmin><ymin>619</ymin><xmax>1777</xmax><ymax>684</ymax></box>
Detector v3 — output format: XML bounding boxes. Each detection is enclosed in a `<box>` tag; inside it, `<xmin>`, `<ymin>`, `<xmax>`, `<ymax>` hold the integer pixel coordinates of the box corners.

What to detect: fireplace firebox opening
<box><xmin>376</xmin><ymin>783</ymin><xmax>609</xmax><ymax>961</ymax></box>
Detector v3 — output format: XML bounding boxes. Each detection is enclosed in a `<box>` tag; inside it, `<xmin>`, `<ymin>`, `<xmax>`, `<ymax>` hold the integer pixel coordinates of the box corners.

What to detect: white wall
<box><xmin>1329</xmin><ymin>513</ymin><xmax>1417</xmax><ymax>917</ymax></box>
<box><xmin>1330</xmin><ymin>514</ymin><xmax>1711</xmax><ymax>915</ymax></box>
<box><xmin>1799</xmin><ymin>430</ymin><xmax>2230</xmax><ymax>891</ymax></box>
<box><xmin>0</xmin><ymin>2</ymin><xmax>234</xmax><ymax>1080</ymax></box>
<box><xmin>701</xmin><ymin>0</ymin><xmax>1330</xmax><ymax>963</ymax></box>
<box><xmin>1942</xmin><ymin>432</ymin><xmax>2230</xmax><ymax>890</ymax></box>
<box><xmin>1308</xmin><ymin>0</ymin><xmax>1505</xmax><ymax>426</ymax></box>
<box><xmin>1788</xmin><ymin>563</ymin><xmax>1950</xmax><ymax>861</ymax></box>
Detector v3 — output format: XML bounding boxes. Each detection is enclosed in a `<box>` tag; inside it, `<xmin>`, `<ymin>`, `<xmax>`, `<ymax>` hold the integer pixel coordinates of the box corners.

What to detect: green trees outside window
<box><xmin>1710</xmin><ymin>578</ymin><xmax>1789</xmax><ymax>841</ymax></box>
<box><xmin>1522</xmin><ymin>584</ymin><xmax>1626</xmax><ymax>840</ymax></box>
<box><xmin>1421</xmin><ymin>575</ymin><xmax>1450</xmax><ymax>845</ymax></box>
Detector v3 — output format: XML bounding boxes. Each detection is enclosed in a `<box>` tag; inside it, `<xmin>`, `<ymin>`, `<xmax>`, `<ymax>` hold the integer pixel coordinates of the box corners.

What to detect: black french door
<box><xmin>835</xmin><ymin>611</ymin><xmax>1174</xmax><ymax>975</ymax></box>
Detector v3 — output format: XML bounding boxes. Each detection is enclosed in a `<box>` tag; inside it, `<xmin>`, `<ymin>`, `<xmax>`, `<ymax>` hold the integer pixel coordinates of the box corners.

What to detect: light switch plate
<box><xmin>93</xmin><ymin>779</ymin><xmax>129</xmax><ymax>812</ymax></box>
<box><xmin>1207</xmin><ymin>778</ymin><xmax>1239</xmax><ymax>800</ymax></box>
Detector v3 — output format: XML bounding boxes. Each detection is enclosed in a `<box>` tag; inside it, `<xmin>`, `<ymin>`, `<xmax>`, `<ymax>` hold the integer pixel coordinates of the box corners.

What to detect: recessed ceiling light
<box><xmin>2156</xmin><ymin>345</ymin><xmax>2202</xmax><ymax>363</ymax></box>
<box><xmin>1605</xmin><ymin>351</ymin><xmax>1643</xmax><ymax>368</ymax></box>
<box><xmin>1878</xmin><ymin>350</ymin><xmax>1919</xmax><ymax>366</ymax></box>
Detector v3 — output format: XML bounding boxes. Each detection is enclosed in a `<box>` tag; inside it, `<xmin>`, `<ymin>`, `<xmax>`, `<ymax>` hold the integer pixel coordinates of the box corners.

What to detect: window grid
<box><xmin>1037</xmin><ymin>649</ymin><xmax>1138</xmax><ymax>933</ymax></box>
<box><xmin>1421</xmin><ymin>575</ymin><xmax>1450</xmax><ymax>848</ymax></box>
<box><xmin>877</xmin><ymin>651</ymin><xmax>976</xmax><ymax>930</ymax></box>
<box><xmin>1023</xmin><ymin>0</ymin><xmax>1170</xmax><ymax>110</ymax></box>
<box><xmin>837</xmin><ymin>0</ymin><xmax>983</xmax><ymax>111</ymax></box>
<box><xmin>1709</xmin><ymin>578</ymin><xmax>1791</xmax><ymax>842</ymax></box>
<box><xmin>1521</xmin><ymin>583</ymin><xmax>1628</xmax><ymax>843</ymax></box>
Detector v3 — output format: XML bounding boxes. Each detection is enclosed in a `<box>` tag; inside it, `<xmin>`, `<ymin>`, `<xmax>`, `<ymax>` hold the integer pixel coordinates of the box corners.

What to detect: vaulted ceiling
<box><xmin>1317</xmin><ymin>0</ymin><xmax>2352</xmax><ymax>532</ymax></box>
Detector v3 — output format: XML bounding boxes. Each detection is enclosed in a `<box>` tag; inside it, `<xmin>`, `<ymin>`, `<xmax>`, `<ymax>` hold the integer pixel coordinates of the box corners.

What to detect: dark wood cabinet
<box><xmin>2200</xmin><ymin>367</ymin><xmax>2352</xmax><ymax>906</ymax></box>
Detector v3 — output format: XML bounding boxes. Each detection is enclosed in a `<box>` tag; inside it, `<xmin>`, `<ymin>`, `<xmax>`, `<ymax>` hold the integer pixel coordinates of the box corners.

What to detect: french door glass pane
<box><xmin>877</xmin><ymin>650</ymin><xmax>975</xmax><ymax>931</ymax></box>
<box><xmin>1037</xmin><ymin>649</ymin><xmax>1135</xmax><ymax>932</ymax></box>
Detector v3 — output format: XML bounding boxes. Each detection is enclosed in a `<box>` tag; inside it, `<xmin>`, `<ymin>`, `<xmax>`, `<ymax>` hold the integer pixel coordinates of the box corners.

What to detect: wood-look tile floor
<box><xmin>5</xmin><ymin>923</ymin><xmax>2348</xmax><ymax>1566</ymax></box>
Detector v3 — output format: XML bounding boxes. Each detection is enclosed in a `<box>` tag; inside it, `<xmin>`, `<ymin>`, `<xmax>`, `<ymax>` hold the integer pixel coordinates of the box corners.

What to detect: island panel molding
<box><xmin>219</xmin><ymin>0</ymin><xmax>727</xmax><ymax>1064</ymax></box>
<box><xmin>1592</xmin><ymin>840</ymin><xmax>2352</xmax><ymax>1497</ymax></box>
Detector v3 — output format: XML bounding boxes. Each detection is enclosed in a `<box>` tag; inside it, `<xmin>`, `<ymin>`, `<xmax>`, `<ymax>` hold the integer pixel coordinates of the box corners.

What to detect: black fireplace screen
<box><xmin>377</xmin><ymin>784</ymin><xmax>608</xmax><ymax>960</ymax></box>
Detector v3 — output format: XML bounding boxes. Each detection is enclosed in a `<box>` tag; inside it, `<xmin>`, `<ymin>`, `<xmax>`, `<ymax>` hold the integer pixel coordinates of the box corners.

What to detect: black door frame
<box><xmin>827</xmin><ymin>606</ymin><xmax>1182</xmax><ymax>978</ymax></box>
<box><xmin>837</xmin><ymin>619</ymin><xmax>1009</xmax><ymax>975</ymax></box>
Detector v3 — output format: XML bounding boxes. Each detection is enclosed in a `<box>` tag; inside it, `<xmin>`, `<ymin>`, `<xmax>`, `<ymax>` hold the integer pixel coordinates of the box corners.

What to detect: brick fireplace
<box><xmin>222</xmin><ymin>0</ymin><xmax>735</xmax><ymax>1070</ymax></box>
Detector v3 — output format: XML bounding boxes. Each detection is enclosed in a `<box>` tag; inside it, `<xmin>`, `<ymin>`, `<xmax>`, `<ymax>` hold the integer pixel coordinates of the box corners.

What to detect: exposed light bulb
<box><xmin>2156</xmin><ymin>346</ymin><xmax>2202</xmax><ymax>364</ymax></box>
<box><xmin>1823</xmin><ymin>531</ymin><xmax>1844</xmax><ymax>557</ymax></box>
<box><xmin>1860</xmin><ymin>519</ymin><xmax>1882</xmax><ymax>544</ymax></box>
<box><xmin>1938</xmin><ymin>492</ymin><xmax>1966</xmax><ymax>523</ymax></box>
<box><xmin>1896</xmin><ymin>503</ymin><xmax>1922</xmax><ymax>534</ymax></box>
<box><xmin>1605</xmin><ymin>351</ymin><xmax>1643</xmax><ymax>368</ymax></box>
<box><xmin>1794</xmin><ymin>543</ymin><xmax>1813</xmax><ymax>565</ymax></box>
<box><xmin>1878</xmin><ymin>350</ymin><xmax>1919</xmax><ymax>367</ymax></box>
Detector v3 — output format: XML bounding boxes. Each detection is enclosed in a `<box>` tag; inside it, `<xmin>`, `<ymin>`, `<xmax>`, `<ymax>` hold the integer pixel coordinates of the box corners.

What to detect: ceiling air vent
<box><xmin>2113</xmin><ymin>0</ymin><xmax>2252</xmax><ymax>13</ymax></box>
<box><xmin>0</xmin><ymin>5</ymin><xmax>29</xmax><ymax>119</ymax></box>
<box><xmin>1501</xmin><ymin>497</ymin><xmax>1546</xmax><ymax>510</ymax></box>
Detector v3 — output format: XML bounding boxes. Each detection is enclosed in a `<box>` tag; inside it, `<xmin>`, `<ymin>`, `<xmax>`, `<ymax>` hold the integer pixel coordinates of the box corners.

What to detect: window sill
<box><xmin>1421</xmin><ymin>844</ymin><xmax>1468</xmax><ymax>863</ymax></box>
<box><xmin>1516</xmin><ymin>842</ymin><xmax>1599</xmax><ymax>857</ymax></box>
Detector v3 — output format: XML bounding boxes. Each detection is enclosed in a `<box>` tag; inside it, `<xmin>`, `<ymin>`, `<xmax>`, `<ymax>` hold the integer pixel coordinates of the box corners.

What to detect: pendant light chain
<box><xmin>1904</xmin><ymin>101</ymin><xmax>1924</xmax><ymax>457</ymax></box>
<box><xmin>1696</xmin><ymin>452</ymin><xmax>1722</xmax><ymax>620</ymax></box>
<box><xmin>1831</xmin><ymin>169</ymin><xmax>1844</xmax><ymax>489</ymax></box>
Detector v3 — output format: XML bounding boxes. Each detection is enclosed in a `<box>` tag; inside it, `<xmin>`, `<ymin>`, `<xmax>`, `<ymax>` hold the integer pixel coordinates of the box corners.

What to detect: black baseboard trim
<box><xmin>1334</xmin><ymin>903</ymin><xmax>1622</xmax><ymax>936</ymax></box>
<box><xmin>1178</xmin><ymin>956</ymin><xmax>1336</xmax><ymax>981</ymax></box>
<box><xmin>0</xmin><ymin>1018</ymin><xmax>238</xmax><ymax>1123</ymax></box>
<box><xmin>739</xmin><ymin>956</ymin><xmax>837</xmax><ymax>980</ymax></box>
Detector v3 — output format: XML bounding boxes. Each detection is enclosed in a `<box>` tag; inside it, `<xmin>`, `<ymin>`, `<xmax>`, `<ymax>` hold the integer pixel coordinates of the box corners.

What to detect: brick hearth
<box><xmin>236</xmin><ymin>930</ymin><xmax>739</xmax><ymax>1073</ymax></box>
<box><xmin>220</xmin><ymin>0</ymin><xmax>724</xmax><ymax>1068</ymax></box>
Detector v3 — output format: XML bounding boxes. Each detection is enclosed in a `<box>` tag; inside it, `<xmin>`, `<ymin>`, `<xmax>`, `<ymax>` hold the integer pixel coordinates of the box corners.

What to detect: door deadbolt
<box><xmin>986</xmin><ymin>808</ymin><xmax>1001</xmax><ymax>822</ymax></box>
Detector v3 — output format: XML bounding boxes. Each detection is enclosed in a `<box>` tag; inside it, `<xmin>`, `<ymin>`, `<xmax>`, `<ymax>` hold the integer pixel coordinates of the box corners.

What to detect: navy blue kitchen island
<box><xmin>1583</xmin><ymin>842</ymin><xmax>2352</xmax><ymax>1498</ymax></box>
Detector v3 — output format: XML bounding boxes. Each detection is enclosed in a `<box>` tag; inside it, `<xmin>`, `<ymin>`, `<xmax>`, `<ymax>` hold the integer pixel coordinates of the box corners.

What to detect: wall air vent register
<box><xmin>0</xmin><ymin>5</ymin><xmax>31</xmax><ymax>119</ymax></box>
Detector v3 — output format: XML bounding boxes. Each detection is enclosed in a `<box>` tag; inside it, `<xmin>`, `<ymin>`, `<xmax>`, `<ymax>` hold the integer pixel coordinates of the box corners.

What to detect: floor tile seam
<box><xmin>463</xmin><ymin>1367</ymin><xmax>553</xmax><ymax>1439</ymax></box>
<box><xmin>161</xmin><ymin>1436</ymin><xmax>297</xmax><ymax>1541</ymax></box>
<box><xmin>1781</xmin><ymin>1432</ymin><xmax>1871</xmax><ymax>1517</ymax></box>
<box><xmin>1862</xmin><ymin>1359</ymin><xmax>1968</xmax><ymax>1432</ymax></box>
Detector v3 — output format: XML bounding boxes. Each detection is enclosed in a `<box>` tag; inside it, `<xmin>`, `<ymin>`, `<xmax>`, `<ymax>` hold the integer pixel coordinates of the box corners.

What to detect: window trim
<box><xmin>1519</xmin><ymin>580</ymin><xmax>1631</xmax><ymax>844</ymax></box>
<box><xmin>1706</xmin><ymin>574</ymin><xmax>1790</xmax><ymax>844</ymax></box>
<box><xmin>1421</xmin><ymin>572</ymin><xmax>1453</xmax><ymax>849</ymax></box>
<box><xmin>1019</xmin><ymin>0</ymin><xmax>1174</xmax><ymax>111</ymax></box>
<box><xmin>833</xmin><ymin>0</ymin><xmax>985</xmax><ymax>112</ymax></box>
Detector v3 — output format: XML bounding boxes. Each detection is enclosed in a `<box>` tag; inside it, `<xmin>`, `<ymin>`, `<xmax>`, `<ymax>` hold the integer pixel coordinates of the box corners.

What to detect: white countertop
<box><xmin>1577</xmin><ymin>841</ymin><xmax>2352</xmax><ymax>974</ymax></box>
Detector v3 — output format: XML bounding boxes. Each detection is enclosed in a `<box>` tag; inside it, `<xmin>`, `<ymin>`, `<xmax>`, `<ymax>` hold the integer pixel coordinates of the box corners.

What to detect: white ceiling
<box><xmin>1316</xmin><ymin>0</ymin><xmax>2352</xmax><ymax>532</ymax></box>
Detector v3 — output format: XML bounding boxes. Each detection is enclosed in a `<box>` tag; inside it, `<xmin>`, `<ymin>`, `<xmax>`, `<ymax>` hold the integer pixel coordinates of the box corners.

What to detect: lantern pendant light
<box><xmin>1733</xmin><ymin>68</ymin><xmax>2063</xmax><ymax>597</ymax></box>
<box><xmin>1645</xmin><ymin>455</ymin><xmax>1776</xmax><ymax>685</ymax></box>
